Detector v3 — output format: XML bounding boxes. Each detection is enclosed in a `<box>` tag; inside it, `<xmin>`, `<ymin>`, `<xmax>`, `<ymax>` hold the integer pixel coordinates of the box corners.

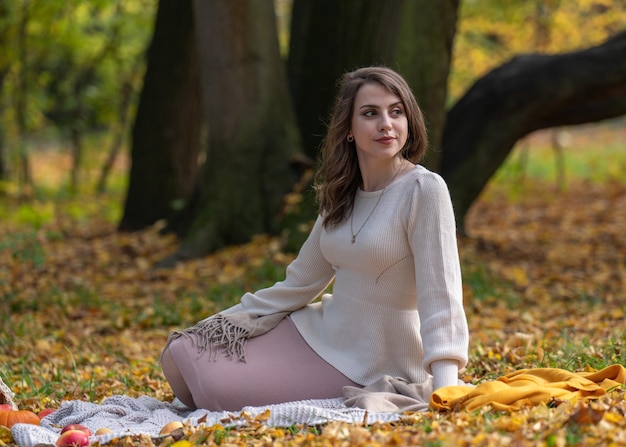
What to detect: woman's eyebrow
<box><xmin>358</xmin><ymin>101</ymin><xmax>403</xmax><ymax>110</ymax></box>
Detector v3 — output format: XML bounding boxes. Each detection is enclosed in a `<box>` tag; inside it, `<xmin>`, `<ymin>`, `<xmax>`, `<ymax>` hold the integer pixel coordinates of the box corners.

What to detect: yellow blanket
<box><xmin>431</xmin><ymin>364</ymin><xmax>626</xmax><ymax>412</ymax></box>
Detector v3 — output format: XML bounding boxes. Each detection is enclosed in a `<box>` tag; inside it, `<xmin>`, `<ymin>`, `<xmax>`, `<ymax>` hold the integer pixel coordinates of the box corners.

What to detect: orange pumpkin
<box><xmin>0</xmin><ymin>410</ymin><xmax>41</xmax><ymax>428</ymax></box>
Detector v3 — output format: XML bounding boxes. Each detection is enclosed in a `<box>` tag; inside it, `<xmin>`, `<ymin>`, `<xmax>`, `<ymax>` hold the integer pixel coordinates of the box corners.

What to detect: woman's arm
<box><xmin>408</xmin><ymin>171</ymin><xmax>469</xmax><ymax>389</ymax></box>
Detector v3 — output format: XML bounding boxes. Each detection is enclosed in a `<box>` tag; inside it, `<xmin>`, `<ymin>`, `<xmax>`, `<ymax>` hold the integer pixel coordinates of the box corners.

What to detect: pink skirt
<box><xmin>161</xmin><ymin>316</ymin><xmax>360</xmax><ymax>411</ymax></box>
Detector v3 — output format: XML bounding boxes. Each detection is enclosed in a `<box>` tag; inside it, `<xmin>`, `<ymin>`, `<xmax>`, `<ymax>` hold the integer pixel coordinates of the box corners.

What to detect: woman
<box><xmin>161</xmin><ymin>66</ymin><xmax>469</xmax><ymax>411</ymax></box>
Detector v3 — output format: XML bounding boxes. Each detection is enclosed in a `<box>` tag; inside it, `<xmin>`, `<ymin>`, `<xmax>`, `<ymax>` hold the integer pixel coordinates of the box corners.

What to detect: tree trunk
<box><xmin>119</xmin><ymin>0</ymin><xmax>203</xmax><ymax>232</ymax></box>
<box><xmin>440</xmin><ymin>30</ymin><xmax>626</xmax><ymax>233</ymax></box>
<box><xmin>16</xmin><ymin>0</ymin><xmax>32</xmax><ymax>189</ymax></box>
<box><xmin>394</xmin><ymin>0</ymin><xmax>459</xmax><ymax>170</ymax></box>
<box><xmin>285</xmin><ymin>0</ymin><xmax>408</xmax><ymax>250</ymax></box>
<box><xmin>0</xmin><ymin>68</ymin><xmax>8</xmax><ymax>181</ymax></box>
<box><xmin>284</xmin><ymin>0</ymin><xmax>454</xmax><ymax>249</ymax></box>
<box><xmin>288</xmin><ymin>0</ymin><xmax>404</xmax><ymax>159</ymax></box>
<box><xmin>69</xmin><ymin>126</ymin><xmax>83</xmax><ymax>194</ymax></box>
<box><xmin>96</xmin><ymin>58</ymin><xmax>142</xmax><ymax>194</ymax></box>
<box><xmin>163</xmin><ymin>0</ymin><xmax>303</xmax><ymax>262</ymax></box>
<box><xmin>0</xmin><ymin>0</ymin><xmax>10</xmax><ymax>181</ymax></box>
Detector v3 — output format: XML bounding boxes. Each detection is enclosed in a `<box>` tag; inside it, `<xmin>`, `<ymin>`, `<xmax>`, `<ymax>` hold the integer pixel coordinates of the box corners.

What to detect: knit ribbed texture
<box><xmin>233</xmin><ymin>165</ymin><xmax>469</xmax><ymax>389</ymax></box>
<box><xmin>12</xmin><ymin>395</ymin><xmax>401</xmax><ymax>447</ymax></box>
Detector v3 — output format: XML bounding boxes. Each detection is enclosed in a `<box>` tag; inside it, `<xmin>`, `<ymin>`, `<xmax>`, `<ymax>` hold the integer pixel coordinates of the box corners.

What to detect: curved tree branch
<box><xmin>440</xmin><ymin>30</ymin><xmax>626</xmax><ymax>233</ymax></box>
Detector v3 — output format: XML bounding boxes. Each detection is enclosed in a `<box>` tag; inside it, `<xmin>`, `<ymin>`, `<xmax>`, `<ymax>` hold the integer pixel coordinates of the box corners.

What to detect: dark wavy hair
<box><xmin>314</xmin><ymin>66</ymin><xmax>428</xmax><ymax>228</ymax></box>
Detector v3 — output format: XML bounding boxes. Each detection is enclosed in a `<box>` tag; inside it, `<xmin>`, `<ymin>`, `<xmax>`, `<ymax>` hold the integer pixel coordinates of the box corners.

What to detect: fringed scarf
<box><xmin>164</xmin><ymin>311</ymin><xmax>291</xmax><ymax>362</ymax></box>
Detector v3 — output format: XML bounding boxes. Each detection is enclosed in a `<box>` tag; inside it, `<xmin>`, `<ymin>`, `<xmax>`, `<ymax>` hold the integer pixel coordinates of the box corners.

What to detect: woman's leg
<box><xmin>163</xmin><ymin>317</ymin><xmax>360</xmax><ymax>411</ymax></box>
<box><xmin>160</xmin><ymin>346</ymin><xmax>195</xmax><ymax>408</ymax></box>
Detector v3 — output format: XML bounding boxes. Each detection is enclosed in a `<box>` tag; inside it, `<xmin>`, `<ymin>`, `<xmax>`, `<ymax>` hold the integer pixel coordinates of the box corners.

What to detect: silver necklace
<box><xmin>350</xmin><ymin>164</ymin><xmax>406</xmax><ymax>243</ymax></box>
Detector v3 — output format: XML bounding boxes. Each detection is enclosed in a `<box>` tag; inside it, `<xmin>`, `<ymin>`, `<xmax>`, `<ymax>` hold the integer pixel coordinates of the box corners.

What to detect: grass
<box><xmin>494</xmin><ymin>121</ymin><xmax>626</xmax><ymax>185</ymax></box>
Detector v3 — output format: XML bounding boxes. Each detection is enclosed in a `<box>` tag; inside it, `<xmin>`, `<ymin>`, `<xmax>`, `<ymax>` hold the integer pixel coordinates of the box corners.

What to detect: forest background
<box><xmin>1</xmin><ymin>0</ymin><xmax>626</xmax><ymax>445</ymax></box>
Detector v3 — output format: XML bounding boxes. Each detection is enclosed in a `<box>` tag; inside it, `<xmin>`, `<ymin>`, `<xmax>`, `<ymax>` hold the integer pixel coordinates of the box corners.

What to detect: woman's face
<box><xmin>348</xmin><ymin>82</ymin><xmax>408</xmax><ymax>164</ymax></box>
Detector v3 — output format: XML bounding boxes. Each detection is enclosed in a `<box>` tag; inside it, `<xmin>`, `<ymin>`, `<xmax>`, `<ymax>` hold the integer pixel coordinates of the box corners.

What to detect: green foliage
<box><xmin>0</xmin><ymin>0</ymin><xmax>156</xmax><ymax>190</ymax></box>
<box><xmin>51</xmin><ymin>1</ymin><xmax>153</xmax><ymax>128</ymax></box>
<box><xmin>463</xmin><ymin>261</ymin><xmax>519</xmax><ymax>306</ymax></box>
<box><xmin>540</xmin><ymin>333</ymin><xmax>626</xmax><ymax>371</ymax></box>
<box><xmin>490</xmin><ymin>122</ymin><xmax>626</xmax><ymax>201</ymax></box>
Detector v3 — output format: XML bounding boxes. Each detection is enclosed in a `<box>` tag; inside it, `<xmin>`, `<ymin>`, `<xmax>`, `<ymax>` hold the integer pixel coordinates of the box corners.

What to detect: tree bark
<box><xmin>16</xmin><ymin>0</ymin><xmax>32</xmax><ymax>188</ymax></box>
<box><xmin>394</xmin><ymin>0</ymin><xmax>459</xmax><ymax>170</ymax></box>
<box><xmin>119</xmin><ymin>0</ymin><xmax>202</xmax><ymax>231</ymax></box>
<box><xmin>440</xmin><ymin>30</ymin><xmax>626</xmax><ymax>233</ymax></box>
<box><xmin>164</xmin><ymin>0</ymin><xmax>303</xmax><ymax>262</ymax></box>
<box><xmin>0</xmin><ymin>68</ymin><xmax>8</xmax><ymax>181</ymax></box>
<box><xmin>288</xmin><ymin>0</ymin><xmax>404</xmax><ymax>159</ymax></box>
<box><xmin>283</xmin><ymin>0</ymin><xmax>457</xmax><ymax>250</ymax></box>
<box><xmin>96</xmin><ymin>57</ymin><xmax>141</xmax><ymax>194</ymax></box>
<box><xmin>0</xmin><ymin>0</ymin><xmax>10</xmax><ymax>181</ymax></box>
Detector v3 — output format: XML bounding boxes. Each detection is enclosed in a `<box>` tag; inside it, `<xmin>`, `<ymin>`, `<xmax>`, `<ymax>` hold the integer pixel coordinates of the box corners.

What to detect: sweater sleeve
<box><xmin>408</xmin><ymin>172</ymin><xmax>469</xmax><ymax>380</ymax></box>
<box><xmin>223</xmin><ymin>215</ymin><xmax>336</xmax><ymax>317</ymax></box>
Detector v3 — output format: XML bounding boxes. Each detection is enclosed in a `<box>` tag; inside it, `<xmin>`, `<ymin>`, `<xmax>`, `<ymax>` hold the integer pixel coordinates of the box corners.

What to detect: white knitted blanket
<box><xmin>11</xmin><ymin>396</ymin><xmax>401</xmax><ymax>447</ymax></box>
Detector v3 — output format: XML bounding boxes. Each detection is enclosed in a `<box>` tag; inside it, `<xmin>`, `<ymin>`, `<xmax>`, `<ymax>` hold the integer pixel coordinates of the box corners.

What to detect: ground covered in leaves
<box><xmin>1</xmin><ymin>129</ymin><xmax>625</xmax><ymax>446</ymax></box>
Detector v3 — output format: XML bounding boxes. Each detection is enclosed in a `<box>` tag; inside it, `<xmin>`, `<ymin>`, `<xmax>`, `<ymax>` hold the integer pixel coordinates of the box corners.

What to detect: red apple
<box><xmin>61</xmin><ymin>424</ymin><xmax>91</xmax><ymax>436</ymax></box>
<box><xmin>38</xmin><ymin>408</ymin><xmax>57</xmax><ymax>419</ymax></box>
<box><xmin>56</xmin><ymin>429</ymin><xmax>90</xmax><ymax>447</ymax></box>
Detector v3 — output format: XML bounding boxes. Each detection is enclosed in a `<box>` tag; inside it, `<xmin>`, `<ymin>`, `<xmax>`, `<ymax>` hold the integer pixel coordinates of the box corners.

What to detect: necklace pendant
<box><xmin>351</xmin><ymin>235</ymin><xmax>356</xmax><ymax>243</ymax></box>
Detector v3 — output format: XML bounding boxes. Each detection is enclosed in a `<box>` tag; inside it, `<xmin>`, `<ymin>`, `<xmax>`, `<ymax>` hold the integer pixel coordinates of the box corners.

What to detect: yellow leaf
<box><xmin>603</xmin><ymin>411</ymin><xmax>624</xmax><ymax>425</ymax></box>
<box><xmin>170</xmin><ymin>441</ymin><xmax>192</xmax><ymax>447</ymax></box>
<box><xmin>0</xmin><ymin>426</ymin><xmax>13</xmax><ymax>444</ymax></box>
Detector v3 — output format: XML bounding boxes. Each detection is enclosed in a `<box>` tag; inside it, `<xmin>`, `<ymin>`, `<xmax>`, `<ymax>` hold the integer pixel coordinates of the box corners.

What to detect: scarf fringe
<box><xmin>172</xmin><ymin>314</ymin><xmax>251</xmax><ymax>362</ymax></box>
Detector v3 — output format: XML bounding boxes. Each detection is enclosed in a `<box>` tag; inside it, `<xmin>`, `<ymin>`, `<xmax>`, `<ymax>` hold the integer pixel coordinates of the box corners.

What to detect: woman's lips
<box><xmin>376</xmin><ymin>136</ymin><xmax>395</xmax><ymax>143</ymax></box>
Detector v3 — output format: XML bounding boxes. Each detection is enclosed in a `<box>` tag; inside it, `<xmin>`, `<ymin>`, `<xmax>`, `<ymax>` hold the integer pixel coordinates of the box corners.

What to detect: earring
<box><xmin>347</xmin><ymin>135</ymin><xmax>354</xmax><ymax>142</ymax></box>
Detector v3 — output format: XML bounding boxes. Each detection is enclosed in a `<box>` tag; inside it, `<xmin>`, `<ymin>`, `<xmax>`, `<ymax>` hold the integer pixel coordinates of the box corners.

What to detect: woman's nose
<box><xmin>379</xmin><ymin>113</ymin><xmax>392</xmax><ymax>131</ymax></box>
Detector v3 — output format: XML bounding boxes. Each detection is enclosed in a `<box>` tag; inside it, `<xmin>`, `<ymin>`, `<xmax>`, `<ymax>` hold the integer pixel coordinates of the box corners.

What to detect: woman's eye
<box><xmin>391</xmin><ymin>108</ymin><xmax>404</xmax><ymax>116</ymax></box>
<box><xmin>363</xmin><ymin>110</ymin><xmax>376</xmax><ymax>117</ymax></box>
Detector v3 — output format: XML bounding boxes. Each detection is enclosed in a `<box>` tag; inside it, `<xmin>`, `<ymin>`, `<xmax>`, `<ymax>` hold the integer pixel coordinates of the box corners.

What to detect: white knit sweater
<box><xmin>223</xmin><ymin>165</ymin><xmax>468</xmax><ymax>389</ymax></box>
